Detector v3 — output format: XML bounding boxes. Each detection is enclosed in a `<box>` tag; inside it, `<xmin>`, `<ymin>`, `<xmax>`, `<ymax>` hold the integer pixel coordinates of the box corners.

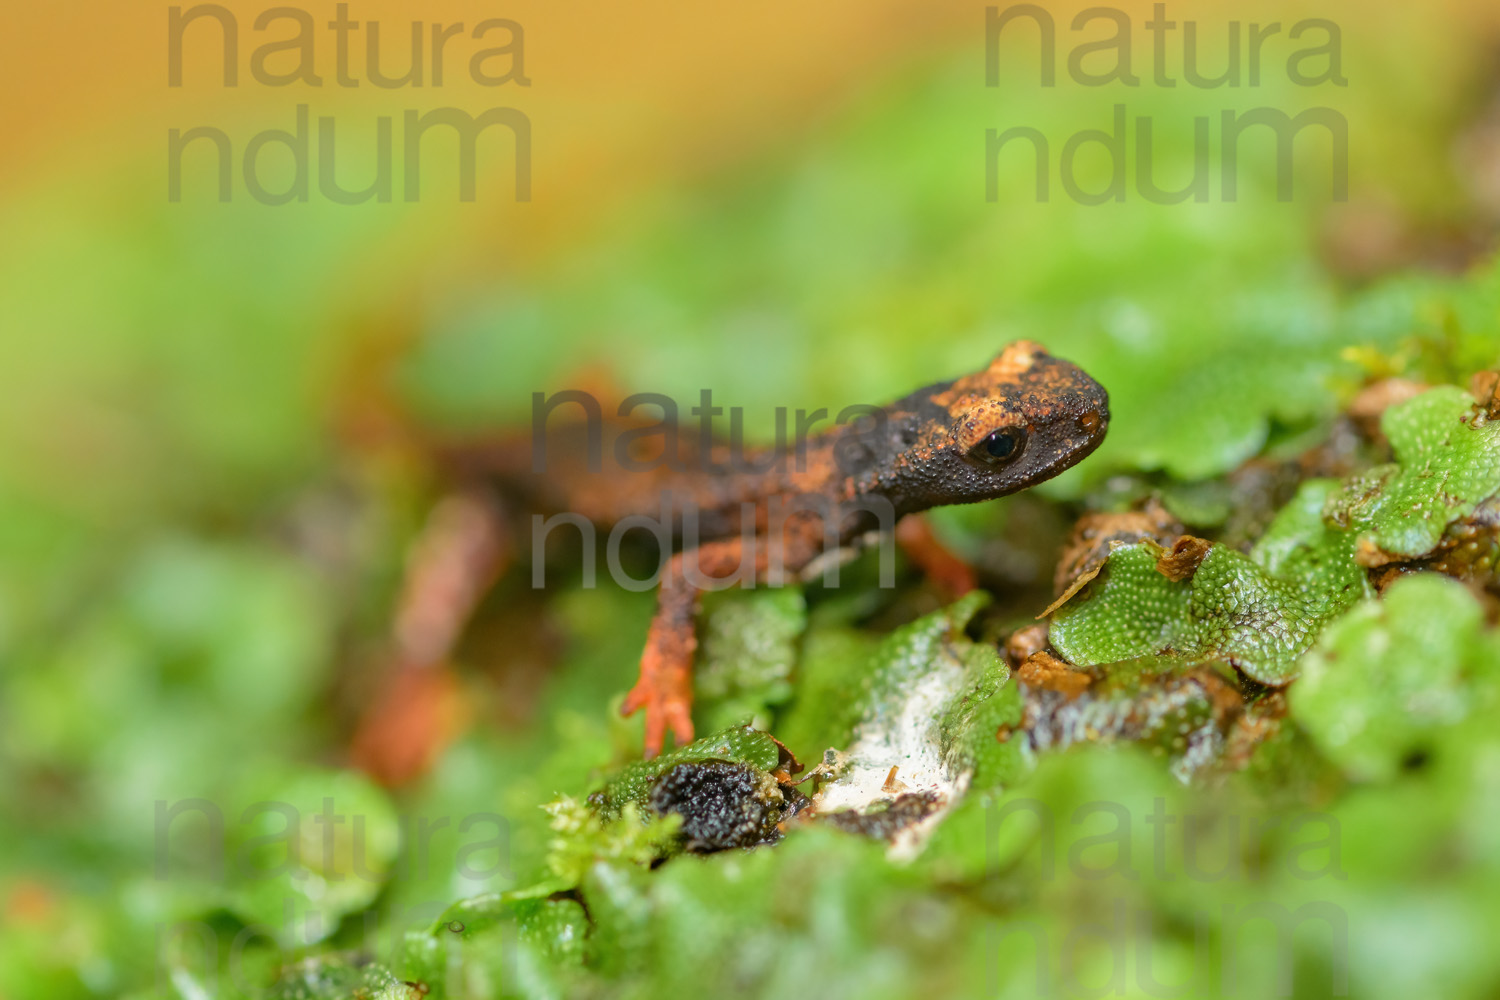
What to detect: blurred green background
<box><xmin>4</xmin><ymin>1</ymin><xmax>1500</xmax><ymax>997</ymax></box>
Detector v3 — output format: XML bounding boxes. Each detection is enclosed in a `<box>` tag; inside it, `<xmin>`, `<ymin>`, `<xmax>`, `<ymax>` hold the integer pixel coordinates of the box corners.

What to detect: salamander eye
<box><xmin>967</xmin><ymin>427</ymin><xmax>1027</xmax><ymax>468</ymax></box>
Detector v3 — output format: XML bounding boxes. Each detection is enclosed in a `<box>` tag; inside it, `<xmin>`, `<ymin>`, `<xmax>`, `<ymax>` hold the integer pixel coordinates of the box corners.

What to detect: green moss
<box><xmin>1050</xmin><ymin>379</ymin><xmax>1500</xmax><ymax>695</ymax></box>
<box><xmin>573</xmin><ymin>828</ymin><xmax>953</xmax><ymax>997</ymax></box>
<box><xmin>225</xmin><ymin>769</ymin><xmax>400</xmax><ymax>946</ymax></box>
<box><xmin>1290</xmin><ymin>573</ymin><xmax>1500</xmax><ymax>782</ymax></box>
<box><xmin>264</xmin><ymin>955</ymin><xmax>411</xmax><ymax>1000</ymax></box>
<box><xmin>773</xmin><ymin>590</ymin><xmax>993</xmax><ymax>769</ymax></box>
<box><xmin>937</xmin><ymin>642</ymin><xmax>1011</xmax><ymax>773</ymax></box>
<box><xmin>1050</xmin><ymin>480</ymin><xmax>1370</xmax><ymax>684</ymax></box>
<box><xmin>1329</xmin><ymin>386</ymin><xmax>1500</xmax><ymax>561</ymax></box>
<box><xmin>854</xmin><ymin>589</ymin><xmax>991</xmax><ymax>728</ymax></box>
<box><xmin>694</xmin><ymin>588</ymin><xmax>807</xmax><ymax>733</ymax></box>
<box><xmin>1048</xmin><ymin>543</ymin><xmax>1193</xmax><ymax>664</ymax></box>
<box><xmin>771</xmin><ymin>621</ymin><xmax>878</xmax><ymax>763</ymax></box>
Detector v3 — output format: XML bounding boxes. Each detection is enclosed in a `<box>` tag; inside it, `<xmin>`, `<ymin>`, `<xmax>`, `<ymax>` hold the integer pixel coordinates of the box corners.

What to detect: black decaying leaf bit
<box><xmin>648</xmin><ymin>760</ymin><xmax>808</xmax><ymax>852</ymax></box>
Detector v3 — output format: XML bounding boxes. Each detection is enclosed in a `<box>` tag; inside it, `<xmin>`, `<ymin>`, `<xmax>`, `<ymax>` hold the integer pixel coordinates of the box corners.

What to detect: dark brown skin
<box><xmin>356</xmin><ymin>341</ymin><xmax>1110</xmax><ymax>771</ymax></box>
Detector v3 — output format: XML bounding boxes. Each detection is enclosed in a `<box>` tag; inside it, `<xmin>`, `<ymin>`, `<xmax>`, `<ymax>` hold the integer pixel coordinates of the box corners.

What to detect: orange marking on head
<box><xmin>932</xmin><ymin>340</ymin><xmax>1048</xmax><ymax>409</ymax></box>
<box><xmin>988</xmin><ymin>340</ymin><xmax>1045</xmax><ymax>379</ymax></box>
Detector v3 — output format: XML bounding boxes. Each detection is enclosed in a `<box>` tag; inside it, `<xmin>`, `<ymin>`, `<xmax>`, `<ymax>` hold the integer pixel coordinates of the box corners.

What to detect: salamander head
<box><xmin>856</xmin><ymin>341</ymin><xmax>1110</xmax><ymax>510</ymax></box>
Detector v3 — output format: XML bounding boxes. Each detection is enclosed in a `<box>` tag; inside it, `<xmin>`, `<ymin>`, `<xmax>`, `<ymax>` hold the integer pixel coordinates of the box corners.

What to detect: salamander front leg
<box><xmin>895</xmin><ymin>513</ymin><xmax>977</xmax><ymax>598</ymax></box>
<box><xmin>620</xmin><ymin>537</ymin><xmax>755</xmax><ymax>756</ymax></box>
<box><xmin>620</xmin><ymin>580</ymin><xmax>699</xmax><ymax>756</ymax></box>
